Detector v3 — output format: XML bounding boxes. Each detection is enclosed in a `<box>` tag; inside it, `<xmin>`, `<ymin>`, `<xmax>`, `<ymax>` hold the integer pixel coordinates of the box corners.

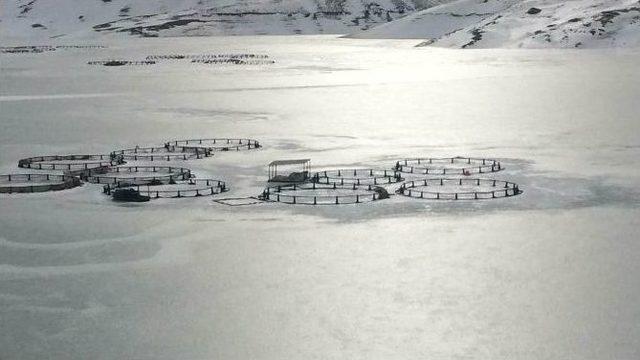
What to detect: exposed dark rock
<box><xmin>462</xmin><ymin>28</ymin><xmax>483</xmax><ymax>48</ymax></box>
<box><xmin>527</xmin><ymin>7</ymin><xmax>542</xmax><ymax>15</ymax></box>
<box><xmin>595</xmin><ymin>7</ymin><xmax>640</xmax><ymax>27</ymax></box>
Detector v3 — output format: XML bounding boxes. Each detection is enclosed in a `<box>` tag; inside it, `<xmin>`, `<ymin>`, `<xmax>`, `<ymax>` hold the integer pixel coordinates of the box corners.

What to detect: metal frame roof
<box><xmin>268</xmin><ymin>159</ymin><xmax>310</xmax><ymax>167</ymax></box>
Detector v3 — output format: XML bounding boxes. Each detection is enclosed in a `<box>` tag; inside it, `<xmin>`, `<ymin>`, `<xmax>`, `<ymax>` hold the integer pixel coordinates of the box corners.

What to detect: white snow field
<box><xmin>349</xmin><ymin>0</ymin><xmax>640</xmax><ymax>49</ymax></box>
<box><xmin>0</xmin><ymin>0</ymin><xmax>451</xmax><ymax>38</ymax></box>
<box><xmin>1</xmin><ymin>36</ymin><xmax>640</xmax><ymax>359</ymax></box>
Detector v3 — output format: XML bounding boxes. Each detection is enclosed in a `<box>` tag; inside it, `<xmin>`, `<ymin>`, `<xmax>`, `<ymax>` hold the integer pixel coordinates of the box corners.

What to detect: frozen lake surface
<box><xmin>1</xmin><ymin>36</ymin><xmax>640</xmax><ymax>360</ymax></box>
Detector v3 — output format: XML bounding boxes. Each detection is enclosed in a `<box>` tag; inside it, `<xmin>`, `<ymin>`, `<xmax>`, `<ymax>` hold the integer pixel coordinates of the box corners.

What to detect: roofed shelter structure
<box><xmin>268</xmin><ymin>159</ymin><xmax>311</xmax><ymax>183</ymax></box>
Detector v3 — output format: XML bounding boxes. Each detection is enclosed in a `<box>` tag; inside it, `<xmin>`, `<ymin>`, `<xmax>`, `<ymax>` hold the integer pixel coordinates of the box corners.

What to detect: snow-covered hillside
<box><xmin>0</xmin><ymin>0</ymin><xmax>451</xmax><ymax>39</ymax></box>
<box><xmin>349</xmin><ymin>0</ymin><xmax>640</xmax><ymax>48</ymax></box>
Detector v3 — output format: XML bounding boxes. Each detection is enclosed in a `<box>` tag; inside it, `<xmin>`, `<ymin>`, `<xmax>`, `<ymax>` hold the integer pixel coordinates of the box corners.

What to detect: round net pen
<box><xmin>84</xmin><ymin>166</ymin><xmax>192</xmax><ymax>186</ymax></box>
<box><xmin>260</xmin><ymin>183</ymin><xmax>388</xmax><ymax>205</ymax></box>
<box><xmin>18</xmin><ymin>154</ymin><xmax>124</xmax><ymax>172</ymax></box>
<box><xmin>87</xmin><ymin>60</ymin><xmax>156</xmax><ymax>66</ymax></box>
<box><xmin>56</xmin><ymin>45</ymin><xmax>105</xmax><ymax>50</ymax></box>
<box><xmin>166</xmin><ymin>138</ymin><xmax>261</xmax><ymax>152</ymax></box>
<box><xmin>113</xmin><ymin>146</ymin><xmax>210</xmax><ymax>161</ymax></box>
<box><xmin>312</xmin><ymin>168</ymin><xmax>403</xmax><ymax>186</ymax></box>
<box><xmin>103</xmin><ymin>179</ymin><xmax>227</xmax><ymax>198</ymax></box>
<box><xmin>191</xmin><ymin>59</ymin><xmax>275</xmax><ymax>65</ymax></box>
<box><xmin>1</xmin><ymin>46</ymin><xmax>56</xmax><ymax>54</ymax></box>
<box><xmin>395</xmin><ymin>157</ymin><xmax>502</xmax><ymax>175</ymax></box>
<box><xmin>397</xmin><ymin>178</ymin><xmax>522</xmax><ymax>200</ymax></box>
<box><xmin>0</xmin><ymin>173</ymin><xmax>81</xmax><ymax>194</ymax></box>
<box><xmin>147</xmin><ymin>54</ymin><xmax>270</xmax><ymax>61</ymax></box>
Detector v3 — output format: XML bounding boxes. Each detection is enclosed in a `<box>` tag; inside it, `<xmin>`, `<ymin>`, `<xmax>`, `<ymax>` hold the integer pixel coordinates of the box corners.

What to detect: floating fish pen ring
<box><xmin>84</xmin><ymin>166</ymin><xmax>192</xmax><ymax>186</ymax></box>
<box><xmin>56</xmin><ymin>45</ymin><xmax>105</xmax><ymax>50</ymax></box>
<box><xmin>191</xmin><ymin>59</ymin><xmax>275</xmax><ymax>65</ymax></box>
<box><xmin>312</xmin><ymin>168</ymin><xmax>403</xmax><ymax>186</ymax></box>
<box><xmin>113</xmin><ymin>146</ymin><xmax>211</xmax><ymax>161</ymax></box>
<box><xmin>260</xmin><ymin>182</ymin><xmax>388</xmax><ymax>205</ymax></box>
<box><xmin>18</xmin><ymin>154</ymin><xmax>124</xmax><ymax>171</ymax></box>
<box><xmin>166</xmin><ymin>138</ymin><xmax>261</xmax><ymax>152</ymax></box>
<box><xmin>87</xmin><ymin>60</ymin><xmax>156</xmax><ymax>66</ymax></box>
<box><xmin>395</xmin><ymin>157</ymin><xmax>502</xmax><ymax>175</ymax></box>
<box><xmin>397</xmin><ymin>178</ymin><xmax>522</xmax><ymax>200</ymax></box>
<box><xmin>103</xmin><ymin>179</ymin><xmax>227</xmax><ymax>198</ymax></box>
<box><xmin>147</xmin><ymin>54</ymin><xmax>270</xmax><ymax>60</ymax></box>
<box><xmin>1</xmin><ymin>46</ymin><xmax>56</xmax><ymax>53</ymax></box>
<box><xmin>0</xmin><ymin>173</ymin><xmax>82</xmax><ymax>194</ymax></box>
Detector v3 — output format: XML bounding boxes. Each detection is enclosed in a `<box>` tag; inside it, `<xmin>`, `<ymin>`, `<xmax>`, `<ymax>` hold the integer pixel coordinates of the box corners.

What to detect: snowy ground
<box><xmin>1</xmin><ymin>0</ymin><xmax>451</xmax><ymax>38</ymax></box>
<box><xmin>349</xmin><ymin>0</ymin><xmax>640</xmax><ymax>49</ymax></box>
<box><xmin>1</xmin><ymin>36</ymin><xmax>640</xmax><ymax>359</ymax></box>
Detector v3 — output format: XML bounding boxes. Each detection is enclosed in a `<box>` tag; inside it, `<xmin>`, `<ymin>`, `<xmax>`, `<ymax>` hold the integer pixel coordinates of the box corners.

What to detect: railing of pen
<box><xmin>0</xmin><ymin>174</ymin><xmax>82</xmax><ymax>194</ymax></box>
<box><xmin>312</xmin><ymin>168</ymin><xmax>403</xmax><ymax>186</ymax></box>
<box><xmin>261</xmin><ymin>183</ymin><xmax>382</xmax><ymax>205</ymax></box>
<box><xmin>87</xmin><ymin>60</ymin><xmax>156</xmax><ymax>66</ymax></box>
<box><xmin>103</xmin><ymin>179</ymin><xmax>227</xmax><ymax>198</ymax></box>
<box><xmin>396</xmin><ymin>157</ymin><xmax>502</xmax><ymax>175</ymax></box>
<box><xmin>398</xmin><ymin>178</ymin><xmax>522</xmax><ymax>200</ymax></box>
<box><xmin>146</xmin><ymin>54</ymin><xmax>270</xmax><ymax>60</ymax></box>
<box><xmin>113</xmin><ymin>147</ymin><xmax>209</xmax><ymax>161</ymax></box>
<box><xmin>85</xmin><ymin>166</ymin><xmax>192</xmax><ymax>185</ymax></box>
<box><xmin>167</xmin><ymin>138</ymin><xmax>261</xmax><ymax>152</ymax></box>
<box><xmin>18</xmin><ymin>154</ymin><xmax>123</xmax><ymax>171</ymax></box>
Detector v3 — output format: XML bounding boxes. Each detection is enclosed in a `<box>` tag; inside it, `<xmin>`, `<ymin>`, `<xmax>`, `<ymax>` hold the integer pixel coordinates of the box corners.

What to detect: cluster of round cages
<box><xmin>103</xmin><ymin>178</ymin><xmax>227</xmax><ymax>199</ymax></box>
<box><xmin>146</xmin><ymin>54</ymin><xmax>270</xmax><ymax>61</ymax></box>
<box><xmin>0</xmin><ymin>173</ymin><xmax>82</xmax><ymax>194</ymax></box>
<box><xmin>192</xmin><ymin>59</ymin><xmax>276</xmax><ymax>65</ymax></box>
<box><xmin>395</xmin><ymin>157</ymin><xmax>502</xmax><ymax>175</ymax></box>
<box><xmin>260</xmin><ymin>182</ymin><xmax>390</xmax><ymax>205</ymax></box>
<box><xmin>112</xmin><ymin>146</ymin><xmax>211</xmax><ymax>161</ymax></box>
<box><xmin>55</xmin><ymin>45</ymin><xmax>105</xmax><ymax>50</ymax></box>
<box><xmin>312</xmin><ymin>168</ymin><xmax>404</xmax><ymax>186</ymax></box>
<box><xmin>18</xmin><ymin>154</ymin><xmax>125</xmax><ymax>172</ymax></box>
<box><xmin>87</xmin><ymin>60</ymin><xmax>156</xmax><ymax>66</ymax></box>
<box><xmin>1</xmin><ymin>45</ymin><xmax>56</xmax><ymax>54</ymax></box>
<box><xmin>397</xmin><ymin>178</ymin><xmax>522</xmax><ymax>201</ymax></box>
<box><xmin>83</xmin><ymin>165</ymin><xmax>192</xmax><ymax>186</ymax></box>
<box><xmin>1</xmin><ymin>45</ymin><xmax>104</xmax><ymax>54</ymax></box>
<box><xmin>165</xmin><ymin>138</ymin><xmax>261</xmax><ymax>152</ymax></box>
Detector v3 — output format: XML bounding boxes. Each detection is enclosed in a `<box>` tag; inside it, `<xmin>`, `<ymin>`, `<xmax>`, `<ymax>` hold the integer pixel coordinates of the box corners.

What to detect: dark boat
<box><xmin>103</xmin><ymin>60</ymin><xmax>128</xmax><ymax>66</ymax></box>
<box><xmin>112</xmin><ymin>188</ymin><xmax>150</xmax><ymax>202</ymax></box>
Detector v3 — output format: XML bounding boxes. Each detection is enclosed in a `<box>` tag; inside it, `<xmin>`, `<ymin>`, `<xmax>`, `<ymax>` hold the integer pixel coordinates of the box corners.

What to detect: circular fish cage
<box><xmin>191</xmin><ymin>59</ymin><xmax>275</xmax><ymax>65</ymax></box>
<box><xmin>395</xmin><ymin>157</ymin><xmax>502</xmax><ymax>175</ymax></box>
<box><xmin>260</xmin><ymin>183</ymin><xmax>388</xmax><ymax>205</ymax></box>
<box><xmin>87</xmin><ymin>60</ymin><xmax>156</xmax><ymax>66</ymax></box>
<box><xmin>312</xmin><ymin>168</ymin><xmax>403</xmax><ymax>186</ymax></box>
<box><xmin>397</xmin><ymin>178</ymin><xmax>522</xmax><ymax>200</ymax></box>
<box><xmin>18</xmin><ymin>154</ymin><xmax>124</xmax><ymax>172</ymax></box>
<box><xmin>166</xmin><ymin>138</ymin><xmax>261</xmax><ymax>152</ymax></box>
<box><xmin>146</xmin><ymin>54</ymin><xmax>270</xmax><ymax>61</ymax></box>
<box><xmin>1</xmin><ymin>46</ymin><xmax>57</xmax><ymax>54</ymax></box>
<box><xmin>84</xmin><ymin>166</ymin><xmax>192</xmax><ymax>186</ymax></box>
<box><xmin>103</xmin><ymin>179</ymin><xmax>227</xmax><ymax>199</ymax></box>
<box><xmin>113</xmin><ymin>146</ymin><xmax>211</xmax><ymax>161</ymax></box>
<box><xmin>0</xmin><ymin>173</ymin><xmax>81</xmax><ymax>194</ymax></box>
